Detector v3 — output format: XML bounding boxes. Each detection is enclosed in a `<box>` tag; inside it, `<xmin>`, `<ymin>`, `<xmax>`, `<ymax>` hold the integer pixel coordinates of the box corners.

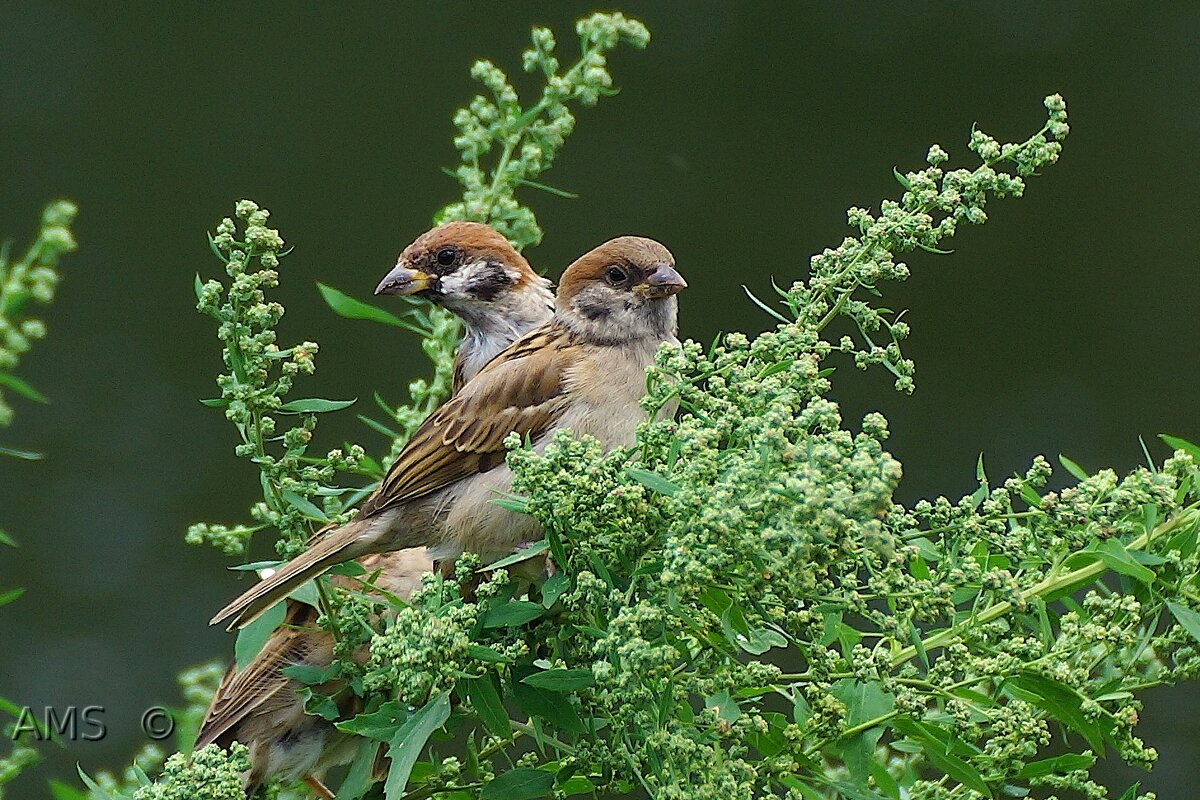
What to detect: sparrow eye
<box><xmin>605</xmin><ymin>265</ymin><xmax>628</xmax><ymax>285</ymax></box>
<box><xmin>436</xmin><ymin>247</ymin><xmax>457</xmax><ymax>267</ymax></box>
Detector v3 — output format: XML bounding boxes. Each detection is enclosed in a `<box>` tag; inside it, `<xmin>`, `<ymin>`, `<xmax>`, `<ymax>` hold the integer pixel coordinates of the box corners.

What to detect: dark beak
<box><xmin>375</xmin><ymin>264</ymin><xmax>435</xmax><ymax>296</ymax></box>
<box><xmin>632</xmin><ymin>264</ymin><xmax>687</xmax><ymax>299</ymax></box>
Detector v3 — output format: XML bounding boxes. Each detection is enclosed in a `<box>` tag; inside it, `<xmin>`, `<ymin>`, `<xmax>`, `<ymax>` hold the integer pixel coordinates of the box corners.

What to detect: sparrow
<box><xmin>195</xmin><ymin>224</ymin><xmax>553</xmax><ymax>796</ymax></box>
<box><xmin>375</xmin><ymin>221</ymin><xmax>555</xmax><ymax>392</ymax></box>
<box><xmin>194</xmin><ymin>549</ymin><xmax>432</xmax><ymax>800</ymax></box>
<box><xmin>212</xmin><ymin>235</ymin><xmax>686</xmax><ymax>630</ymax></box>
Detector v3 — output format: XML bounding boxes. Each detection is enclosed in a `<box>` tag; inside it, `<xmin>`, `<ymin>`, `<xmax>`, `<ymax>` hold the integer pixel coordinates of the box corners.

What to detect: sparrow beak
<box><xmin>375</xmin><ymin>264</ymin><xmax>435</xmax><ymax>296</ymax></box>
<box><xmin>632</xmin><ymin>264</ymin><xmax>688</xmax><ymax>299</ymax></box>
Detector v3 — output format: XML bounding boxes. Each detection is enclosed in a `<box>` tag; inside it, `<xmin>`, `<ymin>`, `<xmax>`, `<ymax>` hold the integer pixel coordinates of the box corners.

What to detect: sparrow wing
<box><xmin>360</xmin><ymin>323</ymin><xmax>573</xmax><ymax>516</ymax></box>
<box><xmin>195</xmin><ymin>601</ymin><xmax>326</xmax><ymax>750</ymax></box>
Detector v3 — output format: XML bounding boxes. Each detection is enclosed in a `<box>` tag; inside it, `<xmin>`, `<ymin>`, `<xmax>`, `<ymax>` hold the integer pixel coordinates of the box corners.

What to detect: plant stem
<box><xmin>888</xmin><ymin>506</ymin><xmax>1200</xmax><ymax>670</ymax></box>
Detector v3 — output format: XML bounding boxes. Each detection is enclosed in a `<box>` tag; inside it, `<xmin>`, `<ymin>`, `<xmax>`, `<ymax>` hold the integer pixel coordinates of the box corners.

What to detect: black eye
<box><xmin>436</xmin><ymin>247</ymin><xmax>457</xmax><ymax>267</ymax></box>
<box><xmin>605</xmin><ymin>265</ymin><xmax>627</xmax><ymax>285</ymax></box>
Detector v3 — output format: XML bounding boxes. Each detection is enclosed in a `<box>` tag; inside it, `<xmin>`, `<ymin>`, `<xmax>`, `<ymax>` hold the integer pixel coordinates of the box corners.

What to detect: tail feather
<box><xmin>210</xmin><ymin>522</ymin><xmax>371</xmax><ymax>630</ymax></box>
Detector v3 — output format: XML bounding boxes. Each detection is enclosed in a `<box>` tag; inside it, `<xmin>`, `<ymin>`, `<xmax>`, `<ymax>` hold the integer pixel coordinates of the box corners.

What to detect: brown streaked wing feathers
<box><xmin>359</xmin><ymin>324</ymin><xmax>572</xmax><ymax>517</ymax></box>
<box><xmin>194</xmin><ymin>602</ymin><xmax>323</xmax><ymax>750</ymax></box>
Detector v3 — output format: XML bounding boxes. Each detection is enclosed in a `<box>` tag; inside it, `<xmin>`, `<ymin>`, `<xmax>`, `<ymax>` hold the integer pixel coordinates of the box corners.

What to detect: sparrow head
<box><xmin>375</xmin><ymin>222</ymin><xmax>549</xmax><ymax>321</ymax></box>
<box><xmin>556</xmin><ymin>236</ymin><xmax>686</xmax><ymax>344</ymax></box>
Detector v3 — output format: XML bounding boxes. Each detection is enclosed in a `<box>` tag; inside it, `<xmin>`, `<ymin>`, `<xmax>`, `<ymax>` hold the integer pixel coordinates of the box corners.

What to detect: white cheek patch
<box><xmin>439</xmin><ymin>259</ymin><xmax>487</xmax><ymax>297</ymax></box>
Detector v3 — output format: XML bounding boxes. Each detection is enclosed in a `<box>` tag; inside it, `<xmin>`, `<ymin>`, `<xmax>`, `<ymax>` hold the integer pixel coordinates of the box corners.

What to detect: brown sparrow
<box><xmin>196</xmin><ymin>224</ymin><xmax>554</xmax><ymax>796</ymax></box>
<box><xmin>194</xmin><ymin>549</ymin><xmax>431</xmax><ymax>799</ymax></box>
<box><xmin>375</xmin><ymin>221</ymin><xmax>554</xmax><ymax>391</ymax></box>
<box><xmin>212</xmin><ymin>236</ymin><xmax>686</xmax><ymax>630</ymax></box>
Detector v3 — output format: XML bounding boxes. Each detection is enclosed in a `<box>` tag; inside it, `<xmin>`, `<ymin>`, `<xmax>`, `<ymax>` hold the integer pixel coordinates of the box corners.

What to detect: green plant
<box><xmin>0</xmin><ymin>200</ymin><xmax>77</xmax><ymax>799</ymax></box>
<box><xmin>99</xmin><ymin>12</ymin><xmax>1200</xmax><ymax>800</ymax></box>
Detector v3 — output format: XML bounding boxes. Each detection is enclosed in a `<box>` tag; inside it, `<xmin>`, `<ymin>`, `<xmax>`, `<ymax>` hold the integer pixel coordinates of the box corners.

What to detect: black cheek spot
<box><xmin>579</xmin><ymin>299</ymin><xmax>611</xmax><ymax>321</ymax></box>
<box><xmin>471</xmin><ymin>271</ymin><xmax>511</xmax><ymax>301</ymax></box>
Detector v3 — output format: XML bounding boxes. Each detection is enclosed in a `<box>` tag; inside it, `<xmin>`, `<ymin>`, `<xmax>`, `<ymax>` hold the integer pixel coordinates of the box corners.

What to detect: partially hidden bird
<box><xmin>211</xmin><ymin>235</ymin><xmax>686</xmax><ymax>630</ymax></box>
<box><xmin>194</xmin><ymin>550</ymin><xmax>430</xmax><ymax>799</ymax></box>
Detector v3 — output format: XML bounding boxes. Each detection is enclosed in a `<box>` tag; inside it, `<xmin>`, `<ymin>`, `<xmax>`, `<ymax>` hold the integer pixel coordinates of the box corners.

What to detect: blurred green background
<box><xmin>1</xmin><ymin>1</ymin><xmax>1197</xmax><ymax>796</ymax></box>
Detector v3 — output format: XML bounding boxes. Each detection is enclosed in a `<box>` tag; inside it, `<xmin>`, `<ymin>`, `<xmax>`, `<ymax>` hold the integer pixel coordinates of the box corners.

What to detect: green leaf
<box><xmin>516</xmin><ymin>178</ymin><xmax>579</xmax><ymax>199</ymax></box>
<box><xmin>384</xmin><ymin>693</ymin><xmax>451</xmax><ymax>797</ymax></box>
<box><xmin>1017</xmin><ymin>752</ymin><xmax>1095</xmax><ymax>778</ymax></box>
<box><xmin>318</xmin><ymin>283</ymin><xmax>430</xmax><ymax>335</ymax></box>
<box><xmin>521</xmin><ymin>668</ymin><xmax>594</xmax><ymax>692</ymax></box>
<box><xmin>1116</xmin><ymin>783</ymin><xmax>1141</xmax><ymax>800</ymax></box>
<box><xmin>1058</xmin><ymin>453</ymin><xmax>1088</xmax><ymax>481</ymax></box>
<box><xmin>481</xmin><ymin>539</ymin><xmax>547</xmax><ymax>571</ymax></box>
<box><xmin>0</xmin><ymin>587</ymin><xmax>25</xmax><ymax>608</ymax></box>
<box><xmin>193</xmin><ymin>272</ymin><xmax>205</xmax><ymax>301</ymax></box>
<box><xmin>916</xmin><ymin>242</ymin><xmax>954</xmax><ymax>255</ymax></box>
<box><xmin>227</xmin><ymin>559</ymin><xmax>282</xmax><ymax>572</ymax></box>
<box><xmin>1160</xmin><ymin>434</ymin><xmax>1200</xmax><ymax>462</ymax></box>
<box><xmin>720</xmin><ymin>602</ymin><xmax>786</xmax><ymax>655</ymax></box>
<box><xmin>0</xmin><ymin>444</ymin><xmax>43</xmax><ymax>460</ymax></box>
<box><xmin>482</xmin><ymin>600</ymin><xmax>544</xmax><ymax>628</ymax></box>
<box><xmin>49</xmin><ymin>780</ymin><xmax>90</xmax><ymax>800</ymax></box>
<box><xmin>234</xmin><ymin>600</ymin><xmax>285</xmax><ymax>670</ymax></box>
<box><xmin>891</xmin><ymin>717</ymin><xmax>990</xmax><ymax>797</ymax></box>
<box><xmin>541</xmin><ymin>572</ymin><xmax>568</xmax><ymax>608</ymax></box>
<box><xmin>466</xmin><ymin>675</ymin><xmax>512</xmax><ymax>738</ymax></box>
<box><xmin>892</xmin><ymin>166</ymin><xmax>913</xmax><ymax>190</ymax></box>
<box><xmin>480</xmin><ymin>768</ymin><xmax>555</xmax><ymax>800</ymax></box>
<box><xmin>288</xmin><ymin>580</ymin><xmax>320</xmax><ymax>607</ymax></box>
<box><xmin>278</xmin><ymin>397</ymin><xmax>358</xmax><ymax>413</ymax></box>
<box><xmin>625</xmin><ymin>467</ymin><xmax>680</xmax><ymax>496</ymax></box>
<box><xmin>513</xmin><ymin>679</ymin><xmax>585</xmax><ymax>733</ymax></box>
<box><xmin>0</xmin><ymin>373</ymin><xmax>47</xmax><ymax>403</ymax></box>
<box><xmin>467</xmin><ymin>644</ymin><xmax>510</xmax><ymax>663</ymax></box>
<box><xmin>198</xmin><ymin>397</ymin><xmax>229</xmax><ymax>407</ymax></box>
<box><xmin>832</xmin><ymin>680</ymin><xmax>895</xmax><ymax>784</ymax></box>
<box><xmin>334</xmin><ymin>738</ymin><xmax>380</xmax><ymax>800</ymax></box>
<box><xmin>281</xmin><ymin>662</ymin><xmax>339</xmax><ymax>685</ymax></box>
<box><xmin>281</xmin><ymin>489</ymin><xmax>329</xmax><ymax>522</ymax></box>
<box><xmin>704</xmin><ymin>690</ymin><xmax>740</xmax><ymax>724</ymax></box>
<box><xmin>0</xmin><ymin>528</ymin><xmax>15</xmax><ymax>547</ymax></box>
<box><xmin>301</xmin><ymin>688</ymin><xmax>340</xmax><ymax>720</ymax></box>
<box><xmin>1167</xmin><ymin>601</ymin><xmax>1200</xmax><ymax>644</ymax></box>
<box><xmin>1094</xmin><ymin>539</ymin><xmax>1156</xmax><ymax>584</ymax></box>
<box><xmin>77</xmin><ymin>766</ymin><xmax>131</xmax><ymax>800</ymax></box>
<box><xmin>742</xmin><ymin>285</ymin><xmax>791</xmax><ymax>324</ymax></box>
<box><xmin>1004</xmin><ymin>673</ymin><xmax>1110</xmax><ymax>752</ymax></box>
<box><xmin>338</xmin><ymin>699</ymin><xmax>410</xmax><ymax>742</ymax></box>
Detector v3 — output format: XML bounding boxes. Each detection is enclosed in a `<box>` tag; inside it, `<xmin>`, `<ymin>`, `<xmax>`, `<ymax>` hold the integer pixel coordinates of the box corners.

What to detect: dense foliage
<box><xmin>80</xmin><ymin>12</ymin><xmax>1200</xmax><ymax>800</ymax></box>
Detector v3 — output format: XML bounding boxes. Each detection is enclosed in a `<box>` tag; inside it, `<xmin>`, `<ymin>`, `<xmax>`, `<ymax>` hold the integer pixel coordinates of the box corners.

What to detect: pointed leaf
<box><xmin>1167</xmin><ymin>602</ymin><xmax>1200</xmax><ymax>644</ymax></box>
<box><xmin>1058</xmin><ymin>454</ymin><xmax>1088</xmax><ymax>481</ymax></box>
<box><xmin>521</xmin><ymin>669</ymin><xmax>594</xmax><ymax>692</ymax></box>
<box><xmin>1094</xmin><ymin>539</ymin><xmax>1155</xmax><ymax>584</ymax></box>
<box><xmin>466</xmin><ymin>675</ymin><xmax>512</xmax><ymax>738</ymax></box>
<box><xmin>278</xmin><ymin>397</ymin><xmax>357</xmax><ymax>413</ymax></box>
<box><xmin>0</xmin><ymin>373</ymin><xmax>47</xmax><ymax>403</ymax></box>
<box><xmin>318</xmin><ymin>283</ymin><xmax>429</xmax><ymax>335</ymax></box>
<box><xmin>482</xmin><ymin>600</ymin><xmax>544</xmax><ymax>628</ymax></box>
<box><xmin>480</xmin><ymin>768</ymin><xmax>555</xmax><ymax>800</ymax></box>
<box><xmin>1160</xmin><ymin>434</ymin><xmax>1200</xmax><ymax>463</ymax></box>
<box><xmin>281</xmin><ymin>489</ymin><xmax>329</xmax><ymax>522</ymax></box>
<box><xmin>383</xmin><ymin>693</ymin><xmax>450</xmax><ymax>796</ymax></box>
<box><xmin>625</xmin><ymin>467</ymin><xmax>680</xmax><ymax>496</ymax></box>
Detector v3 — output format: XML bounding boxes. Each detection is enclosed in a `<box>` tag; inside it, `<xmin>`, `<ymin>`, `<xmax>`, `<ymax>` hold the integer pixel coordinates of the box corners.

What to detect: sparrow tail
<box><xmin>210</xmin><ymin>520</ymin><xmax>371</xmax><ymax>630</ymax></box>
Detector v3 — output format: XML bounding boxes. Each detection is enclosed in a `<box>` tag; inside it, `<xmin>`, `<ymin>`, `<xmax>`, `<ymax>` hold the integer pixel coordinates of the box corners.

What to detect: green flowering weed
<box><xmin>112</xmin><ymin>12</ymin><xmax>1196</xmax><ymax>800</ymax></box>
